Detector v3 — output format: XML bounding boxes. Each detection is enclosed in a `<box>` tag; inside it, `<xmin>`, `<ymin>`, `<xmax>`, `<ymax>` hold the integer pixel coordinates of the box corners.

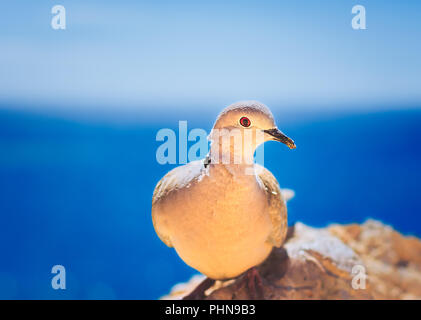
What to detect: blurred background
<box><xmin>0</xmin><ymin>0</ymin><xmax>420</xmax><ymax>299</ymax></box>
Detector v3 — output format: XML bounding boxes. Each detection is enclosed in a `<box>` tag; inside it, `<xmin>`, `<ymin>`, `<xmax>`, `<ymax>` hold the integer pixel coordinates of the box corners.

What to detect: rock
<box><xmin>162</xmin><ymin>220</ymin><xmax>421</xmax><ymax>300</ymax></box>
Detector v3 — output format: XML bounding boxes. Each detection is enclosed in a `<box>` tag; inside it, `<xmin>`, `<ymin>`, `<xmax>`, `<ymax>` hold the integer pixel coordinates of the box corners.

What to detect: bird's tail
<box><xmin>281</xmin><ymin>188</ymin><xmax>295</xmax><ymax>202</ymax></box>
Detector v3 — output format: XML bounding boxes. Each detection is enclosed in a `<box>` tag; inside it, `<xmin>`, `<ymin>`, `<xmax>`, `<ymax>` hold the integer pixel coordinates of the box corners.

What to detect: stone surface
<box><xmin>162</xmin><ymin>220</ymin><xmax>421</xmax><ymax>300</ymax></box>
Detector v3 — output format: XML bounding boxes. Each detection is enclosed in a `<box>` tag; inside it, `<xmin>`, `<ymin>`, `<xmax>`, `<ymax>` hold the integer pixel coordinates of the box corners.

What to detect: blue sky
<box><xmin>0</xmin><ymin>0</ymin><xmax>420</xmax><ymax>114</ymax></box>
<box><xmin>0</xmin><ymin>1</ymin><xmax>421</xmax><ymax>299</ymax></box>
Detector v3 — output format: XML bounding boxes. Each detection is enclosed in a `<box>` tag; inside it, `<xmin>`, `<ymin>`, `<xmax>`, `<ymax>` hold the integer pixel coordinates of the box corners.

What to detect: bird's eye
<box><xmin>239</xmin><ymin>116</ymin><xmax>251</xmax><ymax>127</ymax></box>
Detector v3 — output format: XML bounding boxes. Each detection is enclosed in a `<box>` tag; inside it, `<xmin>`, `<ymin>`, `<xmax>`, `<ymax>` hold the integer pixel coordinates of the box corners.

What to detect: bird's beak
<box><xmin>264</xmin><ymin>128</ymin><xmax>296</xmax><ymax>149</ymax></box>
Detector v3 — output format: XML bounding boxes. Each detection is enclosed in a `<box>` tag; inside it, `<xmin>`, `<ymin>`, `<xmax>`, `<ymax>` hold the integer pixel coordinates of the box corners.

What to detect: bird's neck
<box><xmin>208</xmin><ymin>137</ymin><xmax>257</xmax><ymax>177</ymax></box>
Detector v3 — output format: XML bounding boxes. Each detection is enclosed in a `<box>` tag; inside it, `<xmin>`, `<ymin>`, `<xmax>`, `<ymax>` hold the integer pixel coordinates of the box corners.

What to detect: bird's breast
<box><xmin>164</xmin><ymin>166</ymin><xmax>273</xmax><ymax>279</ymax></box>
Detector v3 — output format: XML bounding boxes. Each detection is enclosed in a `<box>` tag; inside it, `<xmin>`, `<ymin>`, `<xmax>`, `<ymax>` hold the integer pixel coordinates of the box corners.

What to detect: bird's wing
<box><xmin>151</xmin><ymin>175</ymin><xmax>174</xmax><ymax>248</ymax></box>
<box><xmin>152</xmin><ymin>160</ymin><xmax>205</xmax><ymax>248</ymax></box>
<box><xmin>256</xmin><ymin>165</ymin><xmax>290</xmax><ymax>248</ymax></box>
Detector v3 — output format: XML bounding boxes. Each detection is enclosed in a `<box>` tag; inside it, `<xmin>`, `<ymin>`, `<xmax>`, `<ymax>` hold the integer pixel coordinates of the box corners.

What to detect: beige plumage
<box><xmin>152</xmin><ymin>101</ymin><xmax>295</xmax><ymax>280</ymax></box>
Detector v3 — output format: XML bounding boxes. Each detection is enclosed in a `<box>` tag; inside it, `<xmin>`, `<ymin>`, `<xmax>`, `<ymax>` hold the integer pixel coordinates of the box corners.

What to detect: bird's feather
<box><xmin>152</xmin><ymin>160</ymin><xmax>206</xmax><ymax>247</ymax></box>
<box><xmin>255</xmin><ymin>164</ymin><xmax>289</xmax><ymax>247</ymax></box>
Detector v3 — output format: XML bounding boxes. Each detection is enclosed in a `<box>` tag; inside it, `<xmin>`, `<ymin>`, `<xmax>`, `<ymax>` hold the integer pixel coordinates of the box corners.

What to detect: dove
<box><xmin>152</xmin><ymin>101</ymin><xmax>295</xmax><ymax>299</ymax></box>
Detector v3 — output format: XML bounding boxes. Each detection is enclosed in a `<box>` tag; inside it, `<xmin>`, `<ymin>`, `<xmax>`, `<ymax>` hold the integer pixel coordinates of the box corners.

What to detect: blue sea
<box><xmin>0</xmin><ymin>106</ymin><xmax>420</xmax><ymax>299</ymax></box>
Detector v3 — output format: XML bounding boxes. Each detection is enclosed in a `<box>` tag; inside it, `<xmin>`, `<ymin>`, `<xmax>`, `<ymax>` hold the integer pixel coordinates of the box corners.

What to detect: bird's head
<box><xmin>211</xmin><ymin>100</ymin><xmax>296</xmax><ymax>150</ymax></box>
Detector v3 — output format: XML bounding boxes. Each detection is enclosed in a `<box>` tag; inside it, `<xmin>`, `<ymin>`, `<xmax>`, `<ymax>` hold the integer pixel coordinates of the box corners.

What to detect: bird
<box><xmin>152</xmin><ymin>101</ymin><xmax>295</xmax><ymax>299</ymax></box>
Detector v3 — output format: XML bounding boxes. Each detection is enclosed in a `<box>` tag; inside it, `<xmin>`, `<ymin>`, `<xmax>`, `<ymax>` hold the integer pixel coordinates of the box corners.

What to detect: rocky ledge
<box><xmin>162</xmin><ymin>220</ymin><xmax>421</xmax><ymax>300</ymax></box>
